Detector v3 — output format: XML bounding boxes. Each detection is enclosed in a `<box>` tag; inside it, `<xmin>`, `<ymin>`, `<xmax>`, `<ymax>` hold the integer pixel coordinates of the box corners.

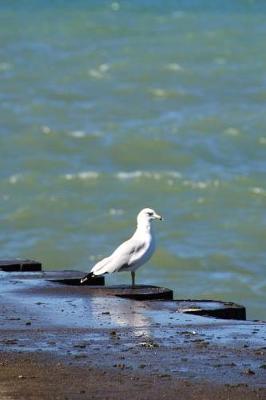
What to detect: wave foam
<box><xmin>64</xmin><ymin>171</ymin><xmax>99</xmax><ymax>180</ymax></box>
<box><xmin>250</xmin><ymin>187</ymin><xmax>266</xmax><ymax>196</ymax></box>
<box><xmin>183</xmin><ymin>179</ymin><xmax>220</xmax><ymax>189</ymax></box>
<box><xmin>116</xmin><ymin>170</ymin><xmax>182</xmax><ymax>180</ymax></box>
<box><xmin>8</xmin><ymin>174</ymin><xmax>23</xmax><ymax>184</ymax></box>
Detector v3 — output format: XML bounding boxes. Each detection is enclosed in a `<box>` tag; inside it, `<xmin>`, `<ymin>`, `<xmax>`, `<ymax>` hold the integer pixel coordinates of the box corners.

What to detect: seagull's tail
<box><xmin>80</xmin><ymin>272</ymin><xmax>94</xmax><ymax>285</ymax></box>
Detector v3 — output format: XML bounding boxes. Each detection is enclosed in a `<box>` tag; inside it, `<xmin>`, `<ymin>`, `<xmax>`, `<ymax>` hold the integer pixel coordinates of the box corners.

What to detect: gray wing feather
<box><xmin>90</xmin><ymin>238</ymin><xmax>147</xmax><ymax>275</ymax></box>
<box><xmin>90</xmin><ymin>256</ymin><xmax>111</xmax><ymax>275</ymax></box>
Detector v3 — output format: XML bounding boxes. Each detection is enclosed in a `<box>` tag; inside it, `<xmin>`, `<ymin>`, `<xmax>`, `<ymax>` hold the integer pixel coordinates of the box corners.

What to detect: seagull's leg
<box><xmin>131</xmin><ymin>271</ymin><xmax>135</xmax><ymax>288</ymax></box>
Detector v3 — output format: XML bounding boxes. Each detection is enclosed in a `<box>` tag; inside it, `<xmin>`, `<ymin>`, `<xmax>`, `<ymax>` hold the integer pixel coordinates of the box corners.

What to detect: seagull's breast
<box><xmin>130</xmin><ymin>230</ymin><xmax>156</xmax><ymax>271</ymax></box>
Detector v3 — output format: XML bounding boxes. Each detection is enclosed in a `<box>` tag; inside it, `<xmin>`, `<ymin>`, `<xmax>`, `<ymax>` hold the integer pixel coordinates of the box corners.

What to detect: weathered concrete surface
<box><xmin>0</xmin><ymin>270</ymin><xmax>245</xmax><ymax>316</ymax></box>
<box><xmin>0</xmin><ymin>271</ymin><xmax>265</xmax><ymax>399</ymax></box>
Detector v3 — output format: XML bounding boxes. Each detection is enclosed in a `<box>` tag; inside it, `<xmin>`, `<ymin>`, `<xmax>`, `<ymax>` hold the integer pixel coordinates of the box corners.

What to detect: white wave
<box><xmin>64</xmin><ymin>171</ymin><xmax>99</xmax><ymax>180</ymax></box>
<box><xmin>224</xmin><ymin>127</ymin><xmax>240</xmax><ymax>136</ymax></box>
<box><xmin>116</xmin><ymin>171</ymin><xmax>143</xmax><ymax>180</ymax></box>
<box><xmin>150</xmin><ymin>88</ymin><xmax>168</xmax><ymax>98</ymax></box>
<box><xmin>259</xmin><ymin>137</ymin><xmax>266</xmax><ymax>145</ymax></box>
<box><xmin>111</xmin><ymin>2</ymin><xmax>120</xmax><ymax>11</ymax></box>
<box><xmin>109</xmin><ymin>208</ymin><xmax>124</xmax><ymax>216</ymax></box>
<box><xmin>88</xmin><ymin>63</ymin><xmax>110</xmax><ymax>79</ymax></box>
<box><xmin>250</xmin><ymin>187</ymin><xmax>266</xmax><ymax>196</ymax></box>
<box><xmin>183</xmin><ymin>179</ymin><xmax>220</xmax><ymax>189</ymax></box>
<box><xmin>68</xmin><ymin>130</ymin><xmax>86</xmax><ymax>138</ymax></box>
<box><xmin>41</xmin><ymin>125</ymin><xmax>52</xmax><ymax>134</ymax></box>
<box><xmin>8</xmin><ymin>174</ymin><xmax>23</xmax><ymax>184</ymax></box>
<box><xmin>67</xmin><ymin>130</ymin><xmax>102</xmax><ymax>139</ymax></box>
<box><xmin>116</xmin><ymin>170</ymin><xmax>182</xmax><ymax>180</ymax></box>
<box><xmin>165</xmin><ymin>63</ymin><xmax>183</xmax><ymax>72</ymax></box>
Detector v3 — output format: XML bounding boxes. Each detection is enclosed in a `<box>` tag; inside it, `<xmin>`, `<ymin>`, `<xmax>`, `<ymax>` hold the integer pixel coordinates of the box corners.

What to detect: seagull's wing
<box><xmin>127</xmin><ymin>241</ymin><xmax>147</xmax><ymax>266</ymax></box>
<box><xmin>91</xmin><ymin>237</ymin><xmax>147</xmax><ymax>275</ymax></box>
<box><xmin>90</xmin><ymin>256</ymin><xmax>112</xmax><ymax>275</ymax></box>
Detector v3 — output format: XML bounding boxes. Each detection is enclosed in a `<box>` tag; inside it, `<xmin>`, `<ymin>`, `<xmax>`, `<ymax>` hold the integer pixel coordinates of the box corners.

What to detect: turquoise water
<box><xmin>1</xmin><ymin>1</ymin><xmax>266</xmax><ymax>320</ymax></box>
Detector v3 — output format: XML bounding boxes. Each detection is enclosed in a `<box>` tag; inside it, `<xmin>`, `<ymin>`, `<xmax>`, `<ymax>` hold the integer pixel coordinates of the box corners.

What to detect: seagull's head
<box><xmin>137</xmin><ymin>208</ymin><xmax>163</xmax><ymax>224</ymax></box>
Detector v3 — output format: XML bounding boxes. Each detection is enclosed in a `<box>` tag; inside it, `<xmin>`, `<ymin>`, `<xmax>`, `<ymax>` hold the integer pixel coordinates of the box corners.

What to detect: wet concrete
<box><xmin>0</xmin><ymin>270</ymin><xmax>265</xmax><ymax>396</ymax></box>
<box><xmin>1</xmin><ymin>269</ymin><xmax>245</xmax><ymax>316</ymax></box>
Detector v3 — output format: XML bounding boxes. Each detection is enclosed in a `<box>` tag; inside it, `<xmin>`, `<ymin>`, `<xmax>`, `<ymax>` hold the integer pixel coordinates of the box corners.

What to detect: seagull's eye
<box><xmin>147</xmin><ymin>211</ymin><xmax>153</xmax><ymax>216</ymax></box>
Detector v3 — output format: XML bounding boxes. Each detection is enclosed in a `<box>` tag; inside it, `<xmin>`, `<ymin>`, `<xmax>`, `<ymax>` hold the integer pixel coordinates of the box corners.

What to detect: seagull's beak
<box><xmin>155</xmin><ymin>213</ymin><xmax>163</xmax><ymax>221</ymax></box>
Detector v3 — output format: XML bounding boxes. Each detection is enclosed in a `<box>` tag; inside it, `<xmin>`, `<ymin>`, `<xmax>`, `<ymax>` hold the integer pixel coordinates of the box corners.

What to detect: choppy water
<box><xmin>1</xmin><ymin>1</ymin><xmax>266</xmax><ymax>320</ymax></box>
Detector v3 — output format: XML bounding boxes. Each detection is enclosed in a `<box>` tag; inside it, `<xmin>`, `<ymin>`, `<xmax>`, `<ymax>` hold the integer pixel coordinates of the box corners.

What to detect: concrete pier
<box><xmin>0</xmin><ymin>261</ymin><xmax>265</xmax><ymax>399</ymax></box>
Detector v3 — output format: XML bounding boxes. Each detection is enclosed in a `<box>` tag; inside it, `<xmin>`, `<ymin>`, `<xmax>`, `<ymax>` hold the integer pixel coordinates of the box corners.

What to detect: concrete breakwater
<box><xmin>0</xmin><ymin>260</ymin><xmax>265</xmax><ymax>399</ymax></box>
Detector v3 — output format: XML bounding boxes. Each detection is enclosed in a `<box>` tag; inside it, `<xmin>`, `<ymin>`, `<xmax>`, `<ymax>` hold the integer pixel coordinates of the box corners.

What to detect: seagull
<box><xmin>80</xmin><ymin>208</ymin><xmax>163</xmax><ymax>288</ymax></box>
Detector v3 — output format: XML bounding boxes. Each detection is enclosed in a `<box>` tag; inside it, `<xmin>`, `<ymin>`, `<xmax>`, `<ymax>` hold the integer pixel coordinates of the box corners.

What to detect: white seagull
<box><xmin>80</xmin><ymin>208</ymin><xmax>163</xmax><ymax>288</ymax></box>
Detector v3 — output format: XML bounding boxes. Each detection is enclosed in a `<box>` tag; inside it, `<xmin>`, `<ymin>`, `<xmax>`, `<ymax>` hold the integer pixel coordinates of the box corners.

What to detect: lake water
<box><xmin>0</xmin><ymin>1</ymin><xmax>265</xmax><ymax>320</ymax></box>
